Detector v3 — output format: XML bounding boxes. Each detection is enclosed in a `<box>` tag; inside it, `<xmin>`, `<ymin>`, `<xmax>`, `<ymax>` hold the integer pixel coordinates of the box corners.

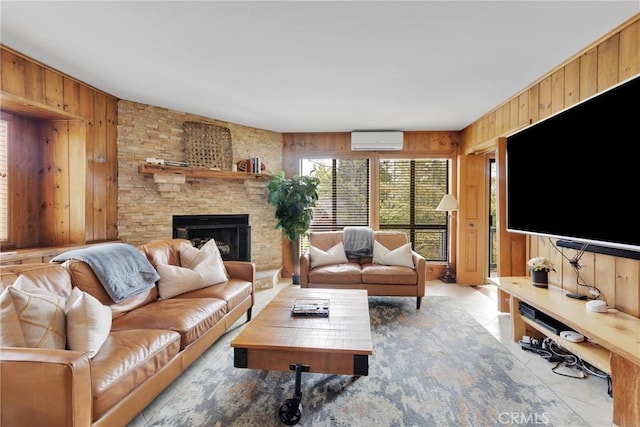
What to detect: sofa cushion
<box><xmin>90</xmin><ymin>328</ymin><xmax>181</xmax><ymax>421</ymax></box>
<box><xmin>361</xmin><ymin>263</ymin><xmax>418</xmax><ymax>285</ymax></box>
<box><xmin>65</xmin><ymin>287</ymin><xmax>112</xmax><ymax>358</ymax></box>
<box><xmin>308</xmin><ymin>263</ymin><xmax>362</xmax><ymax>284</ymax></box>
<box><xmin>6</xmin><ymin>278</ymin><xmax>67</xmax><ymax>349</ymax></box>
<box><xmin>110</xmin><ymin>298</ymin><xmax>227</xmax><ymax>349</ymax></box>
<box><xmin>373</xmin><ymin>241</ymin><xmax>414</xmax><ymax>268</ymax></box>
<box><xmin>175</xmin><ymin>278</ymin><xmax>253</xmax><ymax>313</ymax></box>
<box><xmin>309</xmin><ymin>242</ymin><xmax>349</xmax><ymax>268</ymax></box>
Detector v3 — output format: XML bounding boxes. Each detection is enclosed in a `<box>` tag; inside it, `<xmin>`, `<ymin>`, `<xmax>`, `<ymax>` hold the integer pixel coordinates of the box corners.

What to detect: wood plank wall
<box><xmin>461</xmin><ymin>14</ymin><xmax>640</xmax><ymax>317</ymax></box>
<box><xmin>0</xmin><ymin>45</ymin><xmax>118</xmax><ymax>249</ymax></box>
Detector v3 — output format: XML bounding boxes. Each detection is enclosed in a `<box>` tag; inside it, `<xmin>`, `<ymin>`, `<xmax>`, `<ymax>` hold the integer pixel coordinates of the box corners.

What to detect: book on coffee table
<box><xmin>291</xmin><ymin>298</ymin><xmax>330</xmax><ymax>317</ymax></box>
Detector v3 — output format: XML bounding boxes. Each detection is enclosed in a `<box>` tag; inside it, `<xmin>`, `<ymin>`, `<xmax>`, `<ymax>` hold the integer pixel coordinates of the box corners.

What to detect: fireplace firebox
<box><xmin>172</xmin><ymin>214</ymin><xmax>251</xmax><ymax>261</ymax></box>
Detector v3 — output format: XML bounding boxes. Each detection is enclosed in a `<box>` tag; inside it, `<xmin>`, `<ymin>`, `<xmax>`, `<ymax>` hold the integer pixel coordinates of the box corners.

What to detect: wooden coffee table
<box><xmin>231</xmin><ymin>287</ymin><xmax>372</xmax><ymax>425</ymax></box>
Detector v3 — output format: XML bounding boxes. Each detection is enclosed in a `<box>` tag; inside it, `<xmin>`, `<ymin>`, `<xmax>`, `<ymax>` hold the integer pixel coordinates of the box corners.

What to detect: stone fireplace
<box><xmin>173</xmin><ymin>214</ymin><xmax>251</xmax><ymax>261</ymax></box>
<box><xmin>116</xmin><ymin>100</ymin><xmax>285</xmax><ymax>289</ymax></box>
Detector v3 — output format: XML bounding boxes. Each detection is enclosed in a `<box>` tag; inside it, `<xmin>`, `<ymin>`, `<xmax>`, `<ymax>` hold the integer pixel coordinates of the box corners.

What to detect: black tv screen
<box><xmin>506</xmin><ymin>73</ymin><xmax>640</xmax><ymax>253</ymax></box>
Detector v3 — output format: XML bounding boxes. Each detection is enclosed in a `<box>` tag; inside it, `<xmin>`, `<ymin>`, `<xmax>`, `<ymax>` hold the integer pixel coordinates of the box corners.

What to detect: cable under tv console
<box><xmin>556</xmin><ymin>240</ymin><xmax>640</xmax><ymax>261</ymax></box>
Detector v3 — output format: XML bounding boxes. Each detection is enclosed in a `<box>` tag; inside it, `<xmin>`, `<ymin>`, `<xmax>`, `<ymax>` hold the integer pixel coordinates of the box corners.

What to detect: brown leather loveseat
<box><xmin>300</xmin><ymin>231</ymin><xmax>426</xmax><ymax>308</ymax></box>
<box><xmin>0</xmin><ymin>238</ymin><xmax>255</xmax><ymax>426</ymax></box>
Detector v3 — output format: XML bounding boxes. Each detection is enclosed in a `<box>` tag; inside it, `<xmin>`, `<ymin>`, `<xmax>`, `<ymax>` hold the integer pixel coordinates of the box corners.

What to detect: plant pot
<box><xmin>531</xmin><ymin>270</ymin><xmax>549</xmax><ymax>288</ymax></box>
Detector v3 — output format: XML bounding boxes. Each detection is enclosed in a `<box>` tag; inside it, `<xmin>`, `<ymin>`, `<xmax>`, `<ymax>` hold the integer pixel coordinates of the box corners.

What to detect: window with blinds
<box><xmin>300</xmin><ymin>158</ymin><xmax>370</xmax><ymax>251</ymax></box>
<box><xmin>379</xmin><ymin>159</ymin><xmax>449</xmax><ymax>261</ymax></box>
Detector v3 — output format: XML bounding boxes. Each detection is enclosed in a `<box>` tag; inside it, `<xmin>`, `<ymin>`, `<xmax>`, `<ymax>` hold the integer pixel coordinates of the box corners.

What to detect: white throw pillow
<box><xmin>179</xmin><ymin>243</ymin><xmax>209</xmax><ymax>269</ymax></box>
<box><xmin>0</xmin><ymin>287</ymin><xmax>27</xmax><ymax>347</ymax></box>
<box><xmin>309</xmin><ymin>242</ymin><xmax>349</xmax><ymax>268</ymax></box>
<box><xmin>157</xmin><ymin>245</ymin><xmax>228</xmax><ymax>299</ymax></box>
<box><xmin>180</xmin><ymin>241</ymin><xmax>230</xmax><ymax>278</ymax></box>
<box><xmin>7</xmin><ymin>278</ymin><xmax>67</xmax><ymax>349</ymax></box>
<box><xmin>373</xmin><ymin>241</ymin><xmax>415</xmax><ymax>268</ymax></box>
<box><xmin>65</xmin><ymin>287</ymin><xmax>112</xmax><ymax>358</ymax></box>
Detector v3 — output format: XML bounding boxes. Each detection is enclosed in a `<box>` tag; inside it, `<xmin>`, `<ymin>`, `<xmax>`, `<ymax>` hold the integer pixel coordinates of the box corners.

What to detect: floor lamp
<box><xmin>436</xmin><ymin>194</ymin><xmax>458</xmax><ymax>283</ymax></box>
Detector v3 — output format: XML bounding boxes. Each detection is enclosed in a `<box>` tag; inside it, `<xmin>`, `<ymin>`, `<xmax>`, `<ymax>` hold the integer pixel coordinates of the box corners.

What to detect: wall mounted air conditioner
<box><xmin>351</xmin><ymin>131</ymin><xmax>404</xmax><ymax>151</ymax></box>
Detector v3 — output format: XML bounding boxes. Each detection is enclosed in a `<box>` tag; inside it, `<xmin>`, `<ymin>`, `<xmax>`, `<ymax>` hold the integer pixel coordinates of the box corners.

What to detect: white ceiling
<box><xmin>1</xmin><ymin>1</ymin><xmax>638</xmax><ymax>133</ymax></box>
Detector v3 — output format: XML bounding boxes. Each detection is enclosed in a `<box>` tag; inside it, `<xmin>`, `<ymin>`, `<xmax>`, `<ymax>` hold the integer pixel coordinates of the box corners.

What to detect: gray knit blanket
<box><xmin>343</xmin><ymin>226</ymin><xmax>374</xmax><ymax>258</ymax></box>
<box><xmin>52</xmin><ymin>243</ymin><xmax>160</xmax><ymax>303</ymax></box>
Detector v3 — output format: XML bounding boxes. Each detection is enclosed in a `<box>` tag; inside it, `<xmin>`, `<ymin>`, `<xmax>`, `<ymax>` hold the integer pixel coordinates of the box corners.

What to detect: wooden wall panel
<box><xmin>1</xmin><ymin>45</ymin><xmax>118</xmax><ymax>249</ymax></box>
<box><xmin>619</xmin><ymin>20</ymin><xmax>640</xmax><ymax>80</ymax></box>
<box><xmin>615</xmin><ymin>258</ymin><xmax>640</xmax><ymax>318</ymax></box>
<box><xmin>78</xmin><ymin>84</ymin><xmax>95</xmax><ymax>242</ymax></box>
<box><xmin>595</xmin><ymin>254</ymin><xmax>617</xmax><ymax>308</ymax></box>
<box><xmin>92</xmin><ymin>92</ymin><xmax>108</xmax><ymax>242</ymax></box>
<box><xmin>1</xmin><ymin>50</ymin><xmax>25</xmax><ymax>96</ymax></box>
<box><xmin>538</xmin><ymin>76</ymin><xmax>552</xmax><ymax>120</ymax></box>
<box><xmin>597</xmin><ymin>34</ymin><xmax>620</xmax><ymax>91</ymax></box>
<box><xmin>44</xmin><ymin>68</ymin><xmax>64</xmax><ymax>110</ymax></box>
<box><xmin>550</xmin><ymin>68</ymin><xmax>565</xmax><ymax>115</ymax></box>
<box><xmin>39</xmin><ymin>123</ymin><xmax>56</xmax><ymax>246</ymax></box>
<box><xmin>63</xmin><ymin>77</ymin><xmax>80</xmax><ymax>116</ymax></box>
<box><xmin>106</xmin><ymin>96</ymin><xmax>118</xmax><ymax>240</ymax></box>
<box><xmin>564</xmin><ymin>58</ymin><xmax>580</xmax><ymax>108</ymax></box>
<box><xmin>579</xmin><ymin>48</ymin><xmax>599</xmax><ymax>100</ymax></box>
<box><xmin>68</xmin><ymin>120</ymin><xmax>86</xmax><ymax>244</ymax></box>
<box><xmin>24</xmin><ymin>61</ymin><xmax>45</xmax><ymax>103</ymax></box>
<box><xmin>52</xmin><ymin>120</ymin><xmax>71</xmax><ymax>245</ymax></box>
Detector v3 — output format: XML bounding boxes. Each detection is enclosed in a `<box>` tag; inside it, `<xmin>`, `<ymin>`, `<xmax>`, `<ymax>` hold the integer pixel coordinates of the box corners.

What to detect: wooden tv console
<box><xmin>488</xmin><ymin>277</ymin><xmax>640</xmax><ymax>427</ymax></box>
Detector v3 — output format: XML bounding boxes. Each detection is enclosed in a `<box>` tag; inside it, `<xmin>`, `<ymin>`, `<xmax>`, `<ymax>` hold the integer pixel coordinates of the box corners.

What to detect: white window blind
<box><xmin>378</xmin><ymin>159</ymin><xmax>449</xmax><ymax>261</ymax></box>
<box><xmin>301</xmin><ymin>158</ymin><xmax>370</xmax><ymax>231</ymax></box>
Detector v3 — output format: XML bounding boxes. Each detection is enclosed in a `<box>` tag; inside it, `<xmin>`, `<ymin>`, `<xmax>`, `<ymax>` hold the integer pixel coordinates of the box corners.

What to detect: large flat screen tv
<box><xmin>506</xmin><ymin>73</ymin><xmax>640</xmax><ymax>253</ymax></box>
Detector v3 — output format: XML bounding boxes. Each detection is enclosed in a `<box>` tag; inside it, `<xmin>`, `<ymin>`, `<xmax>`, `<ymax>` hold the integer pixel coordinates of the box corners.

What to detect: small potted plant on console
<box><xmin>527</xmin><ymin>256</ymin><xmax>554</xmax><ymax>288</ymax></box>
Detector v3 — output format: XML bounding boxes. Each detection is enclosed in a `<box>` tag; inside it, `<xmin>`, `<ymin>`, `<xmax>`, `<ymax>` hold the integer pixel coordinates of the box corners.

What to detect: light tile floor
<box><xmin>131</xmin><ymin>279</ymin><xmax>613</xmax><ymax>426</ymax></box>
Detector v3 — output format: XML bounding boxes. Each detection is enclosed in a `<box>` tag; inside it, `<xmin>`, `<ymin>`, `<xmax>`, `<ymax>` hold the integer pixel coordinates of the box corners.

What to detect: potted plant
<box><xmin>267</xmin><ymin>170</ymin><xmax>320</xmax><ymax>284</ymax></box>
<box><xmin>527</xmin><ymin>256</ymin><xmax>554</xmax><ymax>288</ymax></box>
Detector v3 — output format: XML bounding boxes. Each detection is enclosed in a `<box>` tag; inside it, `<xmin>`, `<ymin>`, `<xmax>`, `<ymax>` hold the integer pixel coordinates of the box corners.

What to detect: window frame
<box><xmin>0</xmin><ymin>113</ymin><xmax>14</xmax><ymax>248</ymax></box>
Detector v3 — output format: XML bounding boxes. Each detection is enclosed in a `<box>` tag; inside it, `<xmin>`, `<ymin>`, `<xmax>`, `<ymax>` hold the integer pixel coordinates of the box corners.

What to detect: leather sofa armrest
<box><xmin>412</xmin><ymin>251</ymin><xmax>427</xmax><ymax>297</ymax></box>
<box><xmin>299</xmin><ymin>252</ymin><xmax>311</xmax><ymax>287</ymax></box>
<box><xmin>1</xmin><ymin>347</ymin><xmax>92</xmax><ymax>427</ymax></box>
<box><xmin>223</xmin><ymin>261</ymin><xmax>255</xmax><ymax>285</ymax></box>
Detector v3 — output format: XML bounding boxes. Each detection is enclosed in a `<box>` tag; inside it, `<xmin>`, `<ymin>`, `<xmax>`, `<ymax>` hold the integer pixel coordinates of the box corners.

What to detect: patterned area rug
<box><xmin>136</xmin><ymin>296</ymin><xmax>587</xmax><ymax>426</ymax></box>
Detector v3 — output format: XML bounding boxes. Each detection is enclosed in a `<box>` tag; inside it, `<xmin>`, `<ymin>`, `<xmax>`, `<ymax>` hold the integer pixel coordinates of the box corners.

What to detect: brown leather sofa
<box><xmin>0</xmin><ymin>238</ymin><xmax>255</xmax><ymax>427</ymax></box>
<box><xmin>300</xmin><ymin>231</ymin><xmax>426</xmax><ymax>308</ymax></box>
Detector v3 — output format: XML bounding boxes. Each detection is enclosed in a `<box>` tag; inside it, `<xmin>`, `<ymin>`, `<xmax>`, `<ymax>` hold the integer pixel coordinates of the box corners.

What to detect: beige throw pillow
<box><xmin>199</xmin><ymin>239</ymin><xmax>230</xmax><ymax>278</ymax></box>
<box><xmin>0</xmin><ymin>287</ymin><xmax>27</xmax><ymax>347</ymax></box>
<box><xmin>7</xmin><ymin>278</ymin><xmax>66</xmax><ymax>349</ymax></box>
<box><xmin>373</xmin><ymin>241</ymin><xmax>415</xmax><ymax>268</ymax></box>
<box><xmin>65</xmin><ymin>287</ymin><xmax>112</xmax><ymax>358</ymax></box>
<box><xmin>309</xmin><ymin>242</ymin><xmax>349</xmax><ymax>268</ymax></box>
<box><xmin>156</xmin><ymin>243</ymin><xmax>228</xmax><ymax>299</ymax></box>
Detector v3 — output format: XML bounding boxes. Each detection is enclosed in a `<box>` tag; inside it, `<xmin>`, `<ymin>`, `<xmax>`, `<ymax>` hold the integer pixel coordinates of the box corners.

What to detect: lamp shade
<box><xmin>436</xmin><ymin>194</ymin><xmax>458</xmax><ymax>212</ymax></box>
